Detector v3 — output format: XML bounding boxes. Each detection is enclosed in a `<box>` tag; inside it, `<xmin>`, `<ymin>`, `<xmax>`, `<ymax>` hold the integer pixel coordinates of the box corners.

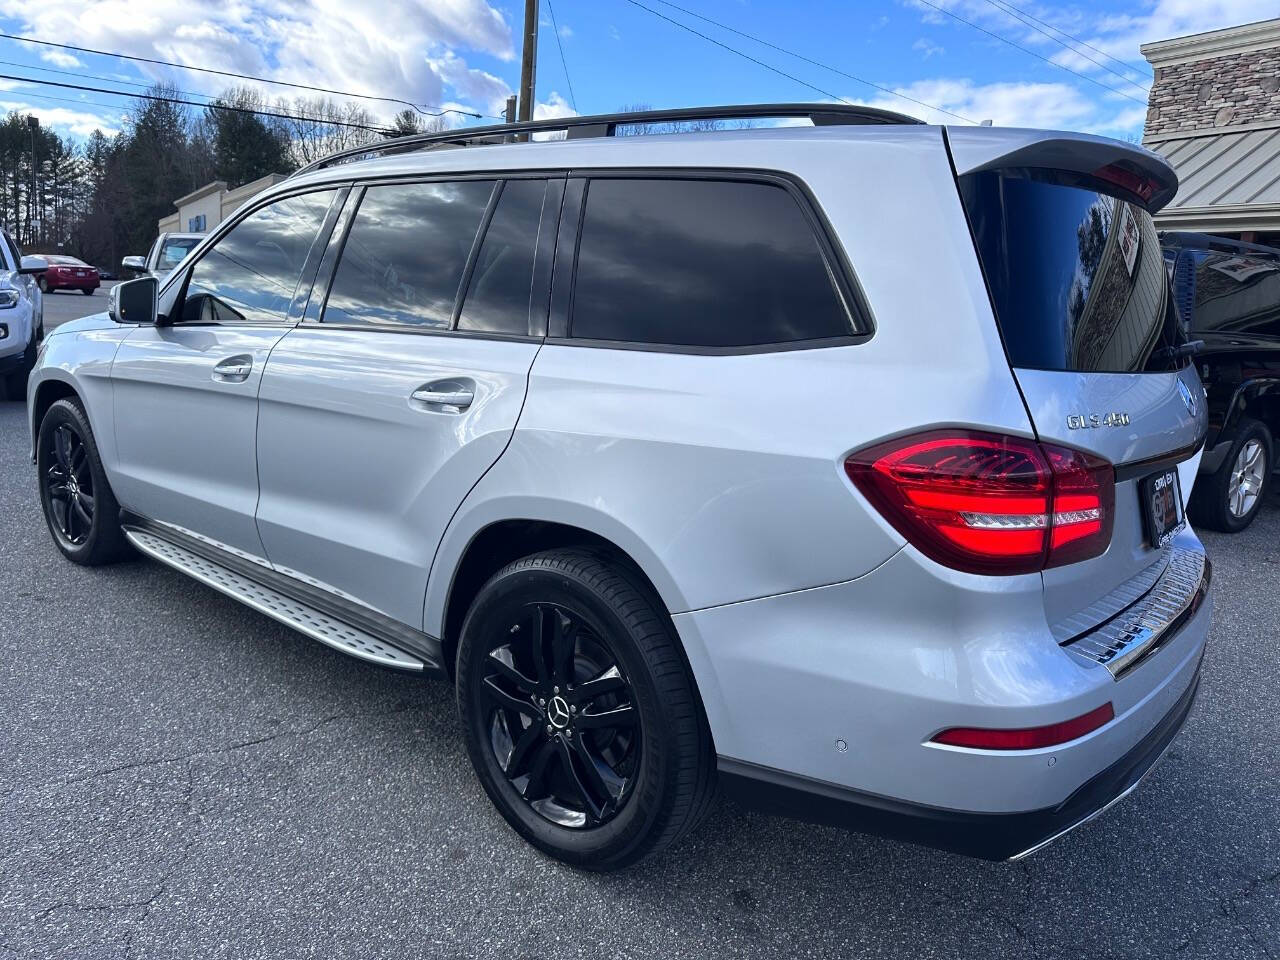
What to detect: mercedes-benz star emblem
<box><xmin>1178</xmin><ymin>379</ymin><xmax>1198</xmax><ymax>417</ymax></box>
<box><xmin>547</xmin><ymin>695</ymin><xmax>571</xmax><ymax>729</ymax></box>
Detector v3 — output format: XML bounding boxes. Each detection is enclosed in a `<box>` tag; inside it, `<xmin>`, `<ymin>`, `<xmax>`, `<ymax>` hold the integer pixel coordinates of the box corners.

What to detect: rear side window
<box><xmin>959</xmin><ymin>170</ymin><xmax>1185</xmax><ymax>373</ymax></box>
<box><xmin>324</xmin><ymin>180</ymin><xmax>494</xmax><ymax>328</ymax></box>
<box><xmin>570</xmin><ymin>178</ymin><xmax>853</xmax><ymax>348</ymax></box>
<box><xmin>457</xmin><ymin>178</ymin><xmax>546</xmax><ymax>336</ymax></box>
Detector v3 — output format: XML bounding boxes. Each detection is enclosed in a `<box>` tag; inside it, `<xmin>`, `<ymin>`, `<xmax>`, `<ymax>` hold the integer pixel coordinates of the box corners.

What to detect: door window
<box><xmin>570</xmin><ymin>178</ymin><xmax>853</xmax><ymax>347</ymax></box>
<box><xmin>323</xmin><ymin>180</ymin><xmax>495</xmax><ymax>328</ymax></box>
<box><xmin>179</xmin><ymin>190</ymin><xmax>338</xmax><ymax>325</ymax></box>
<box><xmin>456</xmin><ymin>179</ymin><xmax>547</xmax><ymax>336</ymax></box>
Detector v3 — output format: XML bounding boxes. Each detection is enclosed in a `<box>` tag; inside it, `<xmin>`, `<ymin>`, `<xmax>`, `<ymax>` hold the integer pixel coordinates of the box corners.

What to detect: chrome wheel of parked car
<box><xmin>481</xmin><ymin>602</ymin><xmax>639</xmax><ymax>829</ymax></box>
<box><xmin>1228</xmin><ymin>439</ymin><xmax>1266</xmax><ymax>519</ymax></box>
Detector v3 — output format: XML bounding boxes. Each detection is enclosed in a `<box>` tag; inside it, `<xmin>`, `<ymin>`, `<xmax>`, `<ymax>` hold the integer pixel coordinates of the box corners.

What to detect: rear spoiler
<box><xmin>945</xmin><ymin>127</ymin><xmax>1178</xmax><ymax>214</ymax></box>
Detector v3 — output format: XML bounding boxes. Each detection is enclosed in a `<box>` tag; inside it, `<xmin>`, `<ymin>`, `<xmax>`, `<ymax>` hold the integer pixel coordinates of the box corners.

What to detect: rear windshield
<box><xmin>959</xmin><ymin>170</ymin><xmax>1185</xmax><ymax>373</ymax></box>
<box><xmin>160</xmin><ymin>237</ymin><xmax>201</xmax><ymax>269</ymax></box>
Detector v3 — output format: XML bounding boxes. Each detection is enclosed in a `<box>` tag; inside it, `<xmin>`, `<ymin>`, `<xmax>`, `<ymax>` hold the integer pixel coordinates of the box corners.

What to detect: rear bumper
<box><xmin>45</xmin><ymin>278</ymin><xmax>98</xmax><ymax>291</ymax></box>
<box><xmin>720</xmin><ymin>659</ymin><xmax>1201</xmax><ymax>860</ymax></box>
<box><xmin>675</xmin><ymin>526</ymin><xmax>1212</xmax><ymax>855</ymax></box>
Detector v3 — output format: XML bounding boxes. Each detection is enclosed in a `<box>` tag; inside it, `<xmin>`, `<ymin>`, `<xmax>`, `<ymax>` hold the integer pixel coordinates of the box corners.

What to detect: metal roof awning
<box><xmin>1147</xmin><ymin>121</ymin><xmax>1280</xmax><ymax>233</ymax></box>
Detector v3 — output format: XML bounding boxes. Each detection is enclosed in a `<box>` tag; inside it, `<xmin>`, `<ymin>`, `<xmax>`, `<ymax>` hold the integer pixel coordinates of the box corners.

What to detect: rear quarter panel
<box><xmin>425</xmin><ymin>127</ymin><xmax>1034</xmax><ymax>633</ymax></box>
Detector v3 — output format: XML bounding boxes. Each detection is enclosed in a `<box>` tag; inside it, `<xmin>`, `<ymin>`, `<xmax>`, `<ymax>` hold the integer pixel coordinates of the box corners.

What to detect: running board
<box><xmin>125</xmin><ymin>528</ymin><xmax>427</xmax><ymax>673</ymax></box>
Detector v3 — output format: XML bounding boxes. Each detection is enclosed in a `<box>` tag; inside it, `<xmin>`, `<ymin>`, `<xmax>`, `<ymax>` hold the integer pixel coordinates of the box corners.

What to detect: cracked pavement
<box><xmin>2</xmin><ymin>398</ymin><xmax>1278</xmax><ymax>959</ymax></box>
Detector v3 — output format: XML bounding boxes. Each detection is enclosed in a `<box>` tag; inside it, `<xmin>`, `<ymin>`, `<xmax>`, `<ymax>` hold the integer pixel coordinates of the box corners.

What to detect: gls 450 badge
<box><xmin>1066</xmin><ymin>412</ymin><xmax>1131</xmax><ymax>430</ymax></box>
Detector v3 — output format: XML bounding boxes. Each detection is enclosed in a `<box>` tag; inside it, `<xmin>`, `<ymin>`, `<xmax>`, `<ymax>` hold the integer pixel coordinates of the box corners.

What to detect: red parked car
<box><xmin>37</xmin><ymin>256</ymin><xmax>99</xmax><ymax>295</ymax></box>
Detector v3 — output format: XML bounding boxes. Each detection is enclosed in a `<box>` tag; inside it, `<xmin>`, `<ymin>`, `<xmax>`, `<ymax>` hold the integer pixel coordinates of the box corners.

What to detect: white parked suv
<box><xmin>1</xmin><ymin>227</ymin><xmax>45</xmax><ymax>400</ymax></box>
<box><xmin>28</xmin><ymin>105</ymin><xmax>1213</xmax><ymax>869</ymax></box>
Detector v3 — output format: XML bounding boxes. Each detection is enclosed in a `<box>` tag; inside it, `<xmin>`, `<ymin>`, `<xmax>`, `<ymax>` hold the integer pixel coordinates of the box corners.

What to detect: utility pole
<box><xmin>504</xmin><ymin>95</ymin><xmax>517</xmax><ymax>142</ymax></box>
<box><xmin>518</xmin><ymin>0</ymin><xmax>538</xmax><ymax>124</ymax></box>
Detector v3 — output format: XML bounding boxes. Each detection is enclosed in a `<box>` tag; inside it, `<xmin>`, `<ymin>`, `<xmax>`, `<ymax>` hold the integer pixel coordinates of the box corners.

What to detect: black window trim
<box><xmin>160</xmin><ymin>183</ymin><xmax>352</xmax><ymax>328</ymax></box>
<box><xmin>302</xmin><ymin>170</ymin><xmax>566</xmax><ymax>343</ymax></box>
<box><xmin>549</xmin><ymin>167</ymin><xmax>876</xmax><ymax>356</ymax></box>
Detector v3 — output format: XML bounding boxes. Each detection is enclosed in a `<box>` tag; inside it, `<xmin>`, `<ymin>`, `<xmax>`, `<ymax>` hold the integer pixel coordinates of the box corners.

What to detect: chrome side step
<box><xmin>125</xmin><ymin>529</ymin><xmax>426</xmax><ymax>672</ymax></box>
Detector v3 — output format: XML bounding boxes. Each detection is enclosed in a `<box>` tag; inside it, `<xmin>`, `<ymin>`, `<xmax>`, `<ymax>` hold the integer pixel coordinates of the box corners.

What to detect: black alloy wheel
<box><xmin>44</xmin><ymin>420</ymin><xmax>95</xmax><ymax>546</ymax></box>
<box><xmin>480</xmin><ymin>601</ymin><xmax>639</xmax><ymax>829</ymax></box>
<box><xmin>457</xmin><ymin>549</ymin><xmax>716</xmax><ymax>870</ymax></box>
<box><xmin>37</xmin><ymin>398</ymin><xmax>132</xmax><ymax>565</ymax></box>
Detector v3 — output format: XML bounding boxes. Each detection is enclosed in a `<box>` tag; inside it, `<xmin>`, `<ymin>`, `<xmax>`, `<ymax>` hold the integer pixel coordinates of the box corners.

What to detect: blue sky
<box><xmin>0</xmin><ymin>0</ymin><xmax>1271</xmax><ymax>142</ymax></box>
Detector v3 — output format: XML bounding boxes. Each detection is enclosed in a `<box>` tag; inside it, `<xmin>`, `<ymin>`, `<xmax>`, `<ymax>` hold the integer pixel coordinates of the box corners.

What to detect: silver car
<box><xmin>27</xmin><ymin>105</ymin><xmax>1213</xmax><ymax>870</ymax></box>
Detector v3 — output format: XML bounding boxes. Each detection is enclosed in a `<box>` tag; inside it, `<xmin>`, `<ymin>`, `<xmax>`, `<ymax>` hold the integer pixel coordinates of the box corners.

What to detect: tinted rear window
<box><xmin>324</xmin><ymin>180</ymin><xmax>494</xmax><ymax>328</ymax></box>
<box><xmin>959</xmin><ymin>171</ymin><xmax>1185</xmax><ymax>373</ymax></box>
<box><xmin>571</xmin><ymin>178</ymin><xmax>852</xmax><ymax>348</ymax></box>
<box><xmin>457</xmin><ymin>178</ymin><xmax>546</xmax><ymax>336</ymax></box>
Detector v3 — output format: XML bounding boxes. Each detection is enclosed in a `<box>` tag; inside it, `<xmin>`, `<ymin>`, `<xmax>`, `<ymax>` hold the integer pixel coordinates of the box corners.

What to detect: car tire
<box><xmin>456</xmin><ymin>548</ymin><xmax>716</xmax><ymax>871</ymax></box>
<box><xmin>82</xmin><ymin>288</ymin><xmax>94</xmax><ymax>296</ymax></box>
<box><xmin>36</xmin><ymin>398</ymin><xmax>133</xmax><ymax>565</ymax></box>
<box><xmin>2</xmin><ymin>339</ymin><xmax>36</xmax><ymax>401</ymax></box>
<box><xmin>37</xmin><ymin>276</ymin><xmax>47</xmax><ymax>293</ymax></box>
<box><xmin>1189</xmin><ymin>418</ymin><xmax>1272</xmax><ymax>533</ymax></box>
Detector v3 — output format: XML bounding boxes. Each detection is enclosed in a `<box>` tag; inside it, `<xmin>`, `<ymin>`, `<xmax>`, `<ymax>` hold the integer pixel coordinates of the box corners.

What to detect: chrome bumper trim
<box><xmin>1061</xmin><ymin>546</ymin><xmax>1210</xmax><ymax>678</ymax></box>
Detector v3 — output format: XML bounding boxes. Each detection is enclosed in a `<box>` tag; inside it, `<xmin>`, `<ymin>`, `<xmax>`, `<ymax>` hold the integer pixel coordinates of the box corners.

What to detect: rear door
<box><xmin>954</xmin><ymin>146</ymin><xmax>1206</xmax><ymax>636</ymax></box>
<box><xmin>253</xmin><ymin>175</ymin><xmax>561</xmax><ymax>627</ymax></box>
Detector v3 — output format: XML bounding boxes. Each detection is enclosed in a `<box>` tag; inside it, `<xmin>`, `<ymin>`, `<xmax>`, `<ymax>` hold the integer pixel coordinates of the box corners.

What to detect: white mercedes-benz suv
<box><xmin>28</xmin><ymin>105</ymin><xmax>1213</xmax><ymax>870</ymax></box>
<box><xmin>1</xmin><ymin>227</ymin><xmax>45</xmax><ymax>400</ymax></box>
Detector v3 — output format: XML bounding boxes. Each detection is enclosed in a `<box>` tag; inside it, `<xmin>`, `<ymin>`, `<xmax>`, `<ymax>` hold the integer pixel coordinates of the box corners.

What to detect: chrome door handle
<box><xmin>410</xmin><ymin>382</ymin><xmax>474</xmax><ymax>411</ymax></box>
<box><xmin>212</xmin><ymin>355</ymin><xmax>253</xmax><ymax>383</ymax></box>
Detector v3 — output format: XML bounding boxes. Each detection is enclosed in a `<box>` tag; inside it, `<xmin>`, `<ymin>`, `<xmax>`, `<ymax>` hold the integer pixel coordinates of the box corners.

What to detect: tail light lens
<box><xmin>844</xmin><ymin>430</ymin><xmax>1114</xmax><ymax>575</ymax></box>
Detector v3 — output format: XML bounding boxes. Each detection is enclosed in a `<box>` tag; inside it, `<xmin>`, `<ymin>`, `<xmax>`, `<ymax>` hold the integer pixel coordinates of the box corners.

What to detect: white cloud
<box><xmin>863</xmin><ymin>77</ymin><xmax>1098</xmax><ymax>128</ymax></box>
<box><xmin>533</xmin><ymin>91</ymin><xmax>576</xmax><ymax>121</ymax></box>
<box><xmin>913</xmin><ymin>37</ymin><xmax>945</xmax><ymax>59</ymax></box>
<box><xmin>558</xmin><ymin>24</ymin><xmax>573</xmax><ymax>40</ymax></box>
<box><xmin>3</xmin><ymin>0</ymin><xmax>517</xmax><ymax>130</ymax></box>
<box><xmin>40</xmin><ymin>49</ymin><xmax>83</xmax><ymax>68</ymax></box>
<box><xmin>0</xmin><ymin>99</ymin><xmax>123</xmax><ymax>136</ymax></box>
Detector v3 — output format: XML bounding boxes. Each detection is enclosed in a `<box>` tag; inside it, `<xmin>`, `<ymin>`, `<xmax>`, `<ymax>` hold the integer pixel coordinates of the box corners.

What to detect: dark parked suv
<box><xmin>1163</xmin><ymin>232</ymin><xmax>1280</xmax><ymax>531</ymax></box>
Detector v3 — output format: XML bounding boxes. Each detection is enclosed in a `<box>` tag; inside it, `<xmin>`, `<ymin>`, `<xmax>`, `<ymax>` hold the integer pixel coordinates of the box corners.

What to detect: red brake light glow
<box><xmin>844</xmin><ymin>430</ymin><xmax>1114</xmax><ymax>575</ymax></box>
<box><xmin>931</xmin><ymin>702</ymin><xmax>1115</xmax><ymax>750</ymax></box>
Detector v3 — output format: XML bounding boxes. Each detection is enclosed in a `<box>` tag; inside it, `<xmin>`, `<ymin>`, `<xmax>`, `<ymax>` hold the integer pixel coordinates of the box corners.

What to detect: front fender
<box><xmin>27</xmin><ymin>323</ymin><xmax>131</xmax><ymax>466</ymax></box>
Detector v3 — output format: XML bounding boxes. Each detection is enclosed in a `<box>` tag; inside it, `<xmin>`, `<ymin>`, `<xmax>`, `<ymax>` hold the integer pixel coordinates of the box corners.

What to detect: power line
<box><xmin>0</xmin><ymin>57</ymin><xmax>229</xmax><ymax>106</ymax></box>
<box><xmin>911</xmin><ymin>0</ymin><xmax>1145</xmax><ymax>104</ymax></box>
<box><xmin>0</xmin><ymin>73</ymin><xmax>396</xmax><ymax>133</ymax></box>
<box><xmin>624</xmin><ymin>0</ymin><xmax>978</xmax><ymax>123</ymax></box>
<box><xmin>0</xmin><ymin>32</ymin><xmax>482</xmax><ymax>119</ymax></box>
<box><xmin>544</xmin><ymin>0</ymin><xmax>578</xmax><ymax>111</ymax></box>
<box><xmin>979</xmin><ymin>0</ymin><xmax>1151</xmax><ymax>74</ymax></box>
<box><xmin>976</xmin><ymin>0</ymin><xmax>1150</xmax><ymax>96</ymax></box>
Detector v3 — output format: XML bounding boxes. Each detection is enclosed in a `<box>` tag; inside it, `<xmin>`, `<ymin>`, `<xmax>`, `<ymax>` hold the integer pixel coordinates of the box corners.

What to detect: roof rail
<box><xmin>290</xmin><ymin>102</ymin><xmax>924</xmax><ymax>178</ymax></box>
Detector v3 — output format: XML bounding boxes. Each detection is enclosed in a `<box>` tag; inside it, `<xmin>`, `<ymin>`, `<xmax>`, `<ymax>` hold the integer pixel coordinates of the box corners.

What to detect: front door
<box><xmin>254</xmin><ymin>176</ymin><xmax>559</xmax><ymax>627</ymax></box>
<box><xmin>110</xmin><ymin>188</ymin><xmax>343</xmax><ymax>560</ymax></box>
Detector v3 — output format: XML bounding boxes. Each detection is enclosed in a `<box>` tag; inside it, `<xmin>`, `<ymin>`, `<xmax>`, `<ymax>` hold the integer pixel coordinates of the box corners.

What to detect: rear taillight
<box><xmin>844</xmin><ymin>430</ymin><xmax>1114</xmax><ymax>575</ymax></box>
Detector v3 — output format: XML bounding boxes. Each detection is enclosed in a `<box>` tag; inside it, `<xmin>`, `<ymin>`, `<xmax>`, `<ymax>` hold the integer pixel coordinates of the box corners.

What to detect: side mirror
<box><xmin>109</xmin><ymin>276</ymin><xmax>158</xmax><ymax>325</ymax></box>
<box><xmin>121</xmin><ymin>255</ymin><xmax>147</xmax><ymax>273</ymax></box>
<box><xmin>18</xmin><ymin>255</ymin><xmax>47</xmax><ymax>275</ymax></box>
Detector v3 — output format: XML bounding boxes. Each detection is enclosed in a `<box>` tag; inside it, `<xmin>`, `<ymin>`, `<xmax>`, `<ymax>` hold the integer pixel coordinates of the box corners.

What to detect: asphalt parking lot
<box><xmin>41</xmin><ymin>283</ymin><xmax>118</xmax><ymax>334</ymax></box>
<box><xmin>1</xmin><ymin>396</ymin><xmax>1277</xmax><ymax>959</ymax></box>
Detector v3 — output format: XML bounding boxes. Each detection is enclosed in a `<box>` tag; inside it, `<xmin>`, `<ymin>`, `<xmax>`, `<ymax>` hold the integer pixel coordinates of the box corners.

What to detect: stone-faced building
<box><xmin>1142</xmin><ymin>18</ymin><xmax>1280</xmax><ymax>244</ymax></box>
